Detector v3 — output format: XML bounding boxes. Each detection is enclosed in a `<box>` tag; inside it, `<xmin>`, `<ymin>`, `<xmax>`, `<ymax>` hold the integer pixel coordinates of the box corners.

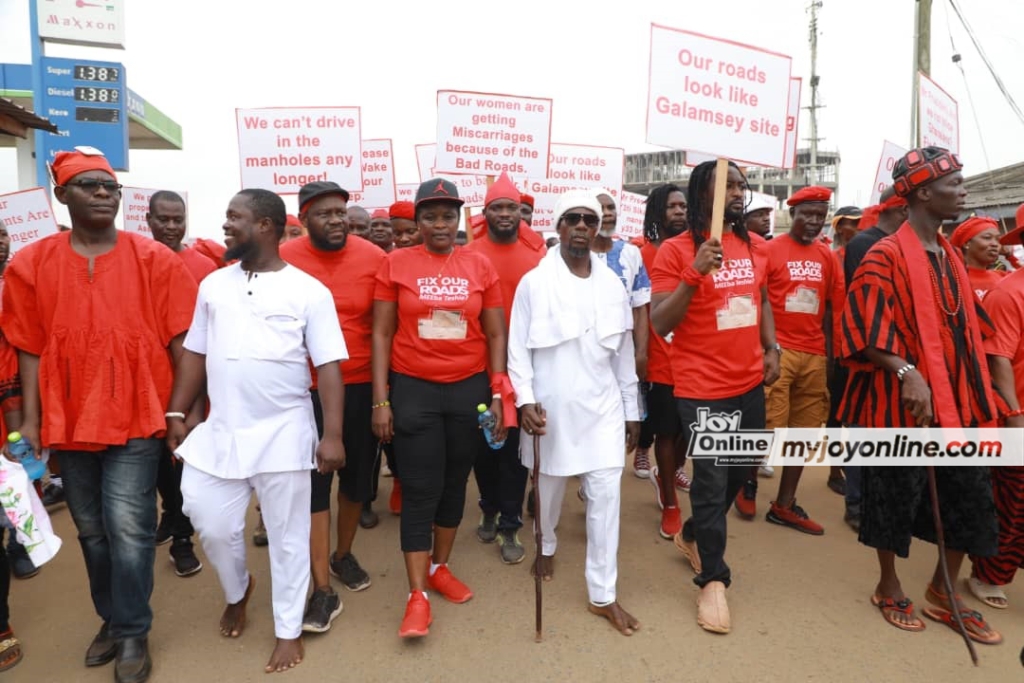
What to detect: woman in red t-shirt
<box><xmin>372</xmin><ymin>179</ymin><xmax>508</xmax><ymax>639</ymax></box>
<box><xmin>950</xmin><ymin>216</ymin><xmax>1006</xmax><ymax>300</ymax></box>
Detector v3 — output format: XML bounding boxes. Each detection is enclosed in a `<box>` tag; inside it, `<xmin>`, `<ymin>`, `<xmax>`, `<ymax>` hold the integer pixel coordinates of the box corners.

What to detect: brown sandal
<box><xmin>0</xmin><ymin>629</ymin><xmax>23</xmax><ymax>672</ymax></box>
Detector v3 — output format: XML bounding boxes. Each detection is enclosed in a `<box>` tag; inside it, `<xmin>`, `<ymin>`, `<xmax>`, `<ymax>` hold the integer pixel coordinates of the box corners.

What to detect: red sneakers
<box><xmin>675</xmin><ymin>467</ymin><xmax>692</xmax><ymax>492</ymax></box>
<box><xmin>389</xmin><ymin>479</ymin><xmax>402</xmax><ymax>515</ymax></box>
<box><xmin>398</xmin><ymin>592</ymin><xmax>432</xmax><ymax>638</ymax></box>
<box><xmin>660</xmin><ymin>506</ymin><xmax>683</xmax><ymax>539</ymax></box>
<box><xmin>734</xmin><ymin>480</ymin><xmax>757</xmax><ymax>520</ymax></box>
<box><xmin>427</xmin><ymin>565</ymin><xmax>474</xmax><ymax>604</ymax></box>
<box><xmin>766</xmin><ymin>500</ymin><xmax>825</xmax><ymax>535</ymax></box>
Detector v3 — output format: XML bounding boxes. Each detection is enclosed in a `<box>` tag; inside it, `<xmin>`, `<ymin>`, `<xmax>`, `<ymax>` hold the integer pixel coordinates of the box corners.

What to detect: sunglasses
<box><xmin>65</xmin><ymin>179</ymin><xmax>123</xmax><ymax>194</ymax></box>
<box><xmin>561</xmin><ymin>213</ymin><xmax>600</xmax><ymax>228</ymax></box>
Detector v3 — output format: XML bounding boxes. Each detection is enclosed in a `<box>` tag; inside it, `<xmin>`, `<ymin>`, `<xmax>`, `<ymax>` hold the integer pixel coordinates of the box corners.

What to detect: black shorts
<box><xmin>311</xmin><ymin>383</ymin><xmax>379</xmax><ymax>511</ymax></box>
<box><xmin>646</xmin><ymin>382</ymin><xmax>683</xmax><ymax>436</ymax></box>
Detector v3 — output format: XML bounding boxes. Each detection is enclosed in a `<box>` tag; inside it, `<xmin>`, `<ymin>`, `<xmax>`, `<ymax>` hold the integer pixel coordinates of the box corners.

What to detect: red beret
<box><xmin>519</xmin><ymin>193</ymin><xmax>535</xmax><ymax>208</ymax></box>
<box><xmin>389</xmin><ymin>201</ymin><xmax>415</xmax><ymax>221</ymax></box>
<box><xmin>51</xmin><ymin>148</ymin><xmax>117</xmax><ymax>186</ymax></box>
<box><xmin>786</xmin><ymin>186</ymin><xmax>832</xmax><ymax>206</ymax></box>
<box><xmin>950</xmin><ymin>216</ymin><xmax>999</xmax><ymax>249</ymax></box>
<box><xmin>286</xmin><ymin>214</ymin><xmax>302</xmax><ymax>228</ymax></box>
<box><xmin>370</xmin><ymin>209</ymin><xmax>390</xmax><ymax>220</ymax></box>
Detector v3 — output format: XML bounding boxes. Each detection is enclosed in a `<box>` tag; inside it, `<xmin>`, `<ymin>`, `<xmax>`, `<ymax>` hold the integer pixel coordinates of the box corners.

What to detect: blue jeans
<box><xmin>58</xmin><ymin>438</ymin><xmax>161</xmax><ymax>639</ymax></box>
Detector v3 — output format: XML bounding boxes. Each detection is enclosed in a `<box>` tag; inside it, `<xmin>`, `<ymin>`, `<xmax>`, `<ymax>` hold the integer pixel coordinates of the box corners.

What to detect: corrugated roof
<box><xmin>0</xmin><ymin>96</ymin><xmax>58</xmax><ymax>135</ymax></box>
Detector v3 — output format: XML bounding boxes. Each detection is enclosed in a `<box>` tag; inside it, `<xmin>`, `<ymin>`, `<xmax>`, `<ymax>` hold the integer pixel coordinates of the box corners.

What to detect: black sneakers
<box><xmin>302</xmin><ymin>587</ymin><xmax>343</xmax><ymax>633</ymax></box>
<box><xmin>329</xmin><ymin>551</ymin><xmax>371</xmax><ymax>592</ymax></box>
<box><xmin>169</xmin><ymin>539</ymin><xmax>202</xmax><ymax>577</ymax></box>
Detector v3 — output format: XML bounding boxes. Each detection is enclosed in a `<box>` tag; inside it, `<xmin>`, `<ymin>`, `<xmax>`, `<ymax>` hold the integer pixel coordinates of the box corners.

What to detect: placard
<box><xmin>236</xmin><ymin>107</ymin><xmax>362</xmax><ymax>195</ymax></box>
<box><xmin>782</xmin><ymin>77</ymin><xmax>802</xmax><ymax>169</ymax></box>
<box><xmin>435</xmin><ymin>90</ymin><xmax>552</xmax><ymax>177</ymax></box>
<box><xmin>521</xmin><ymin>143</ymin><xmax>625</xmax><ymax>231</ymax></box>
<box><xmin>415</xmin><ymin>143</ymin><xmax>489</xmax><ymax>208</ymax></box>
<box><xmin>121</xmin><ymin>187</ymin><xmax>189</xmax><ymax>237</ymax></box>
<box><xmin>0</xmin><ymin>188</ymin><xmax>60</xmax><ymax>256</ymax></box>
<box><xmin>918</xmin><ymin>73</ymin><xmax>959</xmax><ymax>155</ymax></box>
<box><xmin>617</xmin><ymin>191</ymin><xmax>648</xmax><ymax>239</ymax></box>
<box><xmin>396</xmin><ymin>184</ymin><xmax>418</xmax><ymax>203</ymax></box>
<box><xmin>646</xmin><ymin>24</ymin><xmax>793</xmax><ymax>168</ymax></box>
<box><xmin>348</xmin><ymin>139</ymin><xmax>396</xmax><ymax>209</ymax></box>
<box><xmin>870</xmin><ymin>141</ymin><xmax>909</xmax><ymax>204</ymax></box>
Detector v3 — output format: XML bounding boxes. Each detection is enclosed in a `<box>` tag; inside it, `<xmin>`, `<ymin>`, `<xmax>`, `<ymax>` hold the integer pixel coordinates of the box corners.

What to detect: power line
<box><xmin>946</xmin><ymin>0</ymin><xmax>1024</xmax><ymax>126</ymax></box>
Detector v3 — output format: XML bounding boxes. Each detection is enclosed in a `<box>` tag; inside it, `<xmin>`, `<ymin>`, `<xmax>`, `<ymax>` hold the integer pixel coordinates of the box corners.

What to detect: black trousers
<box><xmin>473</xmin><ymin>422</ymin><xmax>526</xmax><ymax>532</ymax></box>
<box><xmin>156</xmin><ymin>446</ymin><xmax>193</xmax><ymax>541</ymax></box>
<box><xmin>678</xmin><ymin>385</ymin><xmax>766</xmax><ymax>589</ymax></box>
<box><xmin>391</xmin><ymin>371</ymin><xmax>490</xmax><ymax>552</ymax></box>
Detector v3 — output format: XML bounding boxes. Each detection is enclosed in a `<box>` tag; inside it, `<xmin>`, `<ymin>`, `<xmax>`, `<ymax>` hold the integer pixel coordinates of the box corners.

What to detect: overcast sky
<box><xmin>1</xmin><ymin>0</ymin><xmax>1022</xmax><ymax>239</ymax></box>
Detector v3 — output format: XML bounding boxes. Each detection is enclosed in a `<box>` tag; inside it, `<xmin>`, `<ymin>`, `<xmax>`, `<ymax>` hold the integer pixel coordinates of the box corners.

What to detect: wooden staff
<box><xmin>532</xmin><ymin>430</ymin><xmax>543</xmax><ymax>643</ymax></box>
<box><xmin>926</xmin><ymin>464</ymin><xmax>978</xmax><ymax>665</ymax></box>
<box><xmin>709</xmin><ymin>157</ymin><xmax>730</xmax><ymax>272</ymax></box>
<box><xmin>463</xmin><ymin>206</ymin><xmax>473</xmax><ymax>243</ymax></box>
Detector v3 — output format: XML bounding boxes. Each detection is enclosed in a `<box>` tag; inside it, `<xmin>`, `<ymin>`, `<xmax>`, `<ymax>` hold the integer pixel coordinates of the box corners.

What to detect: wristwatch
<box><xmin>765</xmin><ymin>343</ymin><xmax>782</xmax><ymax>354</ymax></box>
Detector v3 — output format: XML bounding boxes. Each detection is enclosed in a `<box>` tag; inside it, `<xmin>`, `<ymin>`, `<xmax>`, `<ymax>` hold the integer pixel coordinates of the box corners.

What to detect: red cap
<box><xmin>786</xmin><ymin>186</ymin><xmax>832</xmax><ymax>206</ymax></box>
<box><xmin>51</xmin><ymin>148</ymin><xmax>117</xmax><ymax>186</ymax></box>
<box><xmin>370</xmin><ymin>209</ymin><xmax>390</xmax><ymax>220</ymax></box>
<box><xmin>950</xmin><ymin>216</ymin><xmax>999</xmax><ymax>249</ymax></box>
<box><xmin>519</xmin><ymin>192</ymin><xmax>535</xmax><ymax>208</ymax></box>
<box><xmin>389</xmin><ymin>201</ymin><xmax>415</xmax><ymax>221</ymax></box>
<box><xmin>286</xmin><ymin>214</ymin><xmax>302</xmax><ymax>228</ymax></box>
<box><xmin>893</xmin><ymin>147</ymin><xmax>963</xmax><ymax>198</ymax></box>
<box><xmin>484</xmin><ymin>172</ymin><xmax>521</xmax><ymax>207</ymax></box>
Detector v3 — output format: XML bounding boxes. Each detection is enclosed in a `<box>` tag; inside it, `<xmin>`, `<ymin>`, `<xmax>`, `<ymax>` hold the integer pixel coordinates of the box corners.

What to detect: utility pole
<box><xmin>911</xmin><ymin>0</ymin><xmax>932</xmax><ymax>147</ymax></box>
<box><xmin>805</xmin><ymin>1</ymin><xmax>824</xmax><ymax>182</ymax></box>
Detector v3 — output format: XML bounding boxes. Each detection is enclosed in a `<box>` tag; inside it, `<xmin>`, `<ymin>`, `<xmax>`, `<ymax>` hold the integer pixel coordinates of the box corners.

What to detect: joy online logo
<box><xmin>686</xmin><ymin>407</ymin><xmax>770</xmax><ymax>465</ymax></box>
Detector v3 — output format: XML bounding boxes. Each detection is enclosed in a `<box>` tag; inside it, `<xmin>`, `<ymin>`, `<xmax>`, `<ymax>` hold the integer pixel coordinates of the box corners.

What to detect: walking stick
<box><xmin>926</xmin><ymin>464</ymin><xmax>978</xmax><ymax>665</ymax></box>
<box><xmin>532</xmin><ymin>432</ymin><xmax>543</xmax><ymax>643</ymax></box>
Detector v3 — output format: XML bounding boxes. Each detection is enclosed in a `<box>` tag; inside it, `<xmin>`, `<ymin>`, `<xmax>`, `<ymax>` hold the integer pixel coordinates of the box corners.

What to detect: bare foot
<box><xmin>531</xmin><ymin>554</ymin><xmax>554</xmax><ymax>582</ymax></box>
<box><xmin>588</xmin><ymin>602</ymin><xmax>641</xmax><ymax>636</ymax></box>
<box><xmin>265</xmin><ymin>637</ymin><xmax>304</xmax><ymax>674</ymax></box>
<box><xmin>220</xmin><ymin>575</ymin><xmax>256</xmax><ymax>637</ymax></box>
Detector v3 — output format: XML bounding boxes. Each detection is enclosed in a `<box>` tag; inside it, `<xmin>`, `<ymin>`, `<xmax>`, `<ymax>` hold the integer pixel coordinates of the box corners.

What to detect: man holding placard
<box><xmin>650</xmin><ymin>160</ymin><xmax>780</xmax><ymax>635</ymax></box>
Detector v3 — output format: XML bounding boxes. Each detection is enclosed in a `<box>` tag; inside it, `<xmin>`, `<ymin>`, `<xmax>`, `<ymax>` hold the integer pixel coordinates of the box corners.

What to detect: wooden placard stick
<box><xmin>464</xmin><ymin>206</ymin><xmax>474</xmax><ymax>243</ymax></box>
<box><xmin>709</xmin><ymin>157</ymin><xmax>730</xmax><ymax>270</ymax></box>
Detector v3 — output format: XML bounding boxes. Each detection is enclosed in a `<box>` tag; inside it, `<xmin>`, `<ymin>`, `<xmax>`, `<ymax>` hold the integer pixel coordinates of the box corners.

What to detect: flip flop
<box><xmin>870</xmin><ymin>594</ymin><xmax>925</xmax><ymax>632</ymax></box>
<box><xmin>966</xmin><ymin>576</ymin><xmax>1008</xmax><ymax>610</ymax></box>
<box><xmin>922</xmin><ymin>606</ymin><xmax>1003</xmax><ymax>645</ymax></box>
<box><xmin>924</xmin><ymin>584</ymin><xmax>1003</xmax><ymax>645</ymax></box>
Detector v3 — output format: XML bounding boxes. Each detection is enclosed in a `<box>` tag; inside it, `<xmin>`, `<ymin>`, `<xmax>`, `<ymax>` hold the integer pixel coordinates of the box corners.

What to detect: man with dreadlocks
<box><xmin>637</xmin><ymin>184</ymin><xmax>692</xmax><ymax>540</ymax></box>
<box><xmin>840</xmin><ymin>147</ymin><xmax>1003</xmax><ymax>644</ymax></box>
<box><xmin>651</xmin><ymin>161</ymin><xmax>780</xmax><ymax>634</ymax></box>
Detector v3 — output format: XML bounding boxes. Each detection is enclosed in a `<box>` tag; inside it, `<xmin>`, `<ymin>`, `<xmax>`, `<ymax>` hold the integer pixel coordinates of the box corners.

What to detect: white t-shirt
<box><xmin>176</xmin><ymin>264</ymin><xmax>348</xmax><ymax>478</ymax></box>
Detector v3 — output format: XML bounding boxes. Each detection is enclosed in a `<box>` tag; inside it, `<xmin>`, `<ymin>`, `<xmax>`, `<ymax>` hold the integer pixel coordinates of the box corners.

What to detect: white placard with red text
<box><xmin>647</xmin><ymin>24</ymin><xmax>793</xmax><ymax>168</ymax></box>
<box><xmin>520</xmin><ymin>143</ymin><xmax>625</xmax><ymax>231</ymax></box>
<box><xmin>121</xmin><ymin>187</ymin><xmax>189</xmax><ymax>237</ymax></box>
<box><xmin>348</xmin><ymin>139</ymin><xmax>396</xmax><ymax>210</ymax></box>
<box><xmin>235</xmin><ymin>107</ymin><xmax>363</xmax><ymax>195</ymax></box>
<box><xmin>918</xmin><ymin>73</ymin><xmax>959</xmax><ymax>155</ymax></box>
<box><xmin>396</xmin><ymin>184</ymin><xmax>418</xmax><ymax>203</ymax></box>
<box><xmin>870</xmin><ymin>141</ymin><xmax>909</xmax><ymax>205</ymax></box>
<box><xmin>415</xmin><ymin>143</ymin><xmax>490</xmax><ymax>208</ymax></box>
<box><xmin>617</xmin><ymin>191</ymin><xmax>648</xmax><ymax>239</ymax></box>
<box><xmin>435</xmin><ymin>90</ymin><xmax>552</xmax><ymax>177</ymax></box>
<box><xmin>0</xmin><ymin>188</ymin><xmax>60</xmax><ymax>256</ymax></box>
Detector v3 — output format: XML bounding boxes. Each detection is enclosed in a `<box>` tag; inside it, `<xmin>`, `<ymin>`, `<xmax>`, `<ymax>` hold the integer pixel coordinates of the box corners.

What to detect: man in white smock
<box><xmin>509</xmin><ymin>189</ymin><xmax>642</xmax><ymax>636</ymax></box>
<box><xmin>165</xmin><ymin>189</ymin><xmax>348</xmax><ymax>675</ymax></box>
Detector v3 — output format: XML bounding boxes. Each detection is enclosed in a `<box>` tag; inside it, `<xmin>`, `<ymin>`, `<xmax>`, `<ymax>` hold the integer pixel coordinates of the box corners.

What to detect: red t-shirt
<box><xmin>0</xmin><ymin>232</ymin><xmax>197</xmax><ymax>450</ymax></box>
<box><xmin>375</xmin><ymin>245</ymin><xmax>502</xmax><ymax>384</ymax></box>
<box><xmin>178</xmin><ymin>246</ymin><xmax>218</xmax><ymax>284</ymax></box>
<box><xmin>464</xmin><ymin>230</ymin><xmax>546</xmax><ymax>329</ymax></box>
<box><xmin>983</xmin><ymin>268</ymin><xmax>1024</xmax><ymax>404</ymax></box>
<box><xmin>641</xmin><ymin>241</ymin><xmax>673</xmax><ymax>385</ymax></box>
<box><xmin>281</xmin><ymin>235</ymin><xmax>385</xmax><ymax>386</ymax></box>
<box><xmin>764</xmin><ymin>234</ymin><xmax>845</xmax><ymax>356</ymax></box>
<box><xmin>967</xmin><ymin>266</ymin><xmax>1006</xmax><ymax>301</ymax></box>
<box><xmin>651</xmin><ymin>231</ymin><xmax>767</xmax><ymax>400</ymax></box>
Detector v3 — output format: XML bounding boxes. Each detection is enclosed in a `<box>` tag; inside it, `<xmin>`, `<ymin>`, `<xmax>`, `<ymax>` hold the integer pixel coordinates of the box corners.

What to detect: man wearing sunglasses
<box><xmin>0</xmin><ymin>148</ymin><xmax>199</xmax><ymax>683</ymax></box>
<box><xmin>509</xmin><ymin>190</ymin><xmax>641</xmax><ymax>637</ymax></box>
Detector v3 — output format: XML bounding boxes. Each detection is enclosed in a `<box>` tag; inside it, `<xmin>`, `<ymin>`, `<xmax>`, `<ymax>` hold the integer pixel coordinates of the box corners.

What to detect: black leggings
<box><xmin>390</xmin><ymin>371</ymin><xmax>489</xmax><ymax>552</ymax></box>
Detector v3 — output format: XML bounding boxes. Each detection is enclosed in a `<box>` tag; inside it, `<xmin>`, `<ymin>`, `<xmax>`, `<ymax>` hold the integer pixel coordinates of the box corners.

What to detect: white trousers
<box><xmin>181</xmin><ymin>464</ymin><xmax>311</xmax><ymax>639</ymax></box>
<box><xmin>537</xmin><ymin>466</ymin><xmax>622</xmax><ymax>606</ymax></box>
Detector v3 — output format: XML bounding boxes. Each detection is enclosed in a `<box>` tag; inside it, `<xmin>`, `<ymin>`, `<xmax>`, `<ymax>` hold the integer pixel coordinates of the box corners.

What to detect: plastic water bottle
<box><xmin>477</xmin><ymin>404</ymin><xmax>505</xmax><ymax>450</ymax></box>
<box><xmin>8</xmin><ymin>432</ymin><xmax>46</xmax><ymax>481</ymax></box>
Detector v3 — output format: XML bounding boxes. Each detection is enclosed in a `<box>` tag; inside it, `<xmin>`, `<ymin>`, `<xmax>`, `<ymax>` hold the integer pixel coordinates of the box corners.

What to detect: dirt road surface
<box><xmin>9</xmin><ymin>467</ymin><xmax>1023</xmax><ymax>682</ymax></box>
